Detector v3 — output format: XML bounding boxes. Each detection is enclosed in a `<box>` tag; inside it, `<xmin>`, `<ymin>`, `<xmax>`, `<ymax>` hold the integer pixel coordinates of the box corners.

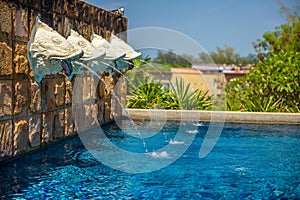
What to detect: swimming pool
<box><xmin>0</xmin><ymin>121</ymin><xmax>299</xmax><ymax>199</ymax></box>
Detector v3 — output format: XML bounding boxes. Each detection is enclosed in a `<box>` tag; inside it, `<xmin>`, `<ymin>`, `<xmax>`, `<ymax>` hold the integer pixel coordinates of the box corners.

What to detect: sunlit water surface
<box><xmin>0</xmin><ymin>121</ymin><xmax>299</xmax><ymax>199</ymax></box>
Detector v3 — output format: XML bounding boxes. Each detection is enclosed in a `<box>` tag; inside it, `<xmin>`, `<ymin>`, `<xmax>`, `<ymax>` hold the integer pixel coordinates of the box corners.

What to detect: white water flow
<box><xmin>125</xmin><ymin>60</ymin><xmax>194</xmax><ymax>144</ymax></box>
<box><xmin>99</xmin><ymin>60</ymin><xmax>139</xmax><ymax>91</ymax></box>
<box><xmin>73</xmin><ymin>61</ymin><xmax>149</xmax><ymax>153</ymax></box>
<box><xmin>99</xmin><ymin>60</ymin><xmax>150</xmax><ymax>109</ymax></box>
<box><xmin>98</xmin><ymin>60</ymin><xmax>167</xmax><ymax>138</ymax></box>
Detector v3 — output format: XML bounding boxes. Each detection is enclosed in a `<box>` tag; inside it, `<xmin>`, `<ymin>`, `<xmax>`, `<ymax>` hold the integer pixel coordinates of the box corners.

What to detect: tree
<box><xmin>235</xmin><ymin>53</ymin><xmax>257</xmax><ymax>66</ymax></box>
<box><xmin>151</xmin><ymin>47</ymin><xmax>256</xmax><ymax>67</ymax></box>
<box><xmin>210</xmin><ymin>46</ymin><xmax>239</xmax><ymax>65</ymax></box>
<box><xmin>226</xmin><ymin>5</ymin><xmax>300</xmax><ymax>112</ymax></box>
<box><xmin>152</xmin><ymin>50</ymin><xmax>191</xmax><ymax>68</ymax></box>
<box><xmin>197</xmin><ymin>52</ymin><xmax>214</xmax><ymax>64</ymax></box>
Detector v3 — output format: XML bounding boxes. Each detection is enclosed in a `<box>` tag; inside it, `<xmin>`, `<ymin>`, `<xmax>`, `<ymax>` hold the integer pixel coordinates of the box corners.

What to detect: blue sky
<box><xmin>87</xmin><ymin>0</ymin><xmax>290</xmax><ymax>57</ymax></box>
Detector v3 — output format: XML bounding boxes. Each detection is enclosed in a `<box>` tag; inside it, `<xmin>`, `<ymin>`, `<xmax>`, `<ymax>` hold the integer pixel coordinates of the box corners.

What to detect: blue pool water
<box><xmin>0</xmin><ymin>122</ymin><xmax>299</xmax><ymax>199</ymax></box>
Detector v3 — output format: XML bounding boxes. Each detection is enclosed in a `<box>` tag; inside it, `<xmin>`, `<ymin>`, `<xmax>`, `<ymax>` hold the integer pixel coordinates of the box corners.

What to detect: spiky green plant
<box><xmin>168</xmin><ymin>78</ymin><xmax>211</xmax><ymax>110</ymax></box>
<box><xmin>126</xmin><ymin>77</ymin><xmax>212</xmax><ymax>110</ymax></box>
<box><xmin>126</xmin><ymin>82</ymin><xmax>169</xmax><ymax>109</ymax></box>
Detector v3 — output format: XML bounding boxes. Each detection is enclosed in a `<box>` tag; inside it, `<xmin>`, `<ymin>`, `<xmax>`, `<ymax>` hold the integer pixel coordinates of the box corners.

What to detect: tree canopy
<box><xmin>151</xmin><ymin>47</ymin><xmax>256</xmax><ymax>69</ymax></box>
<box><xmin>209</xmin><ymin>46</ymin><xmax>256</xmax><ymax>65</ymax></box>
<box><xmin>152</xmin><ymin>50</ymin><xmax>191</xmax><ymax>68</ymax></box>
<box><xmin>226</xmin><ymin>5</ymin><xmax>300</xmax><ymax>112</ymax></box>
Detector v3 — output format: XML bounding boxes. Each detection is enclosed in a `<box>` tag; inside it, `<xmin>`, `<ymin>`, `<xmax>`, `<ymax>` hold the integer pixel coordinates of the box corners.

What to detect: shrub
<box><xmin>226</xmin><ymin>15</ymin><xmax>300</xmax><ymax>112</ymax></box>
<box><xmin>127</xmin><ymin>77</ymin><xmax>212</xmax><ymax>110</ymax></box>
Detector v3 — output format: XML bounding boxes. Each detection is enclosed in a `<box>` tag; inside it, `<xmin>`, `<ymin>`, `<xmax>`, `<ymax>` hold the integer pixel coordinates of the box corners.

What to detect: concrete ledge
<box><xmin>125</xmin><ymin>109</ymin><xmax>300</xmax><ymax>124</ymax></box>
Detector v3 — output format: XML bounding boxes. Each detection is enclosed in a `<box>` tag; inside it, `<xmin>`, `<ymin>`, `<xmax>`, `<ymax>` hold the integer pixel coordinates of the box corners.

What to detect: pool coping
<box><xmin>124</xmin><ymin>109</ymin><xmax>300</xmax><ymax>124</ymax></box>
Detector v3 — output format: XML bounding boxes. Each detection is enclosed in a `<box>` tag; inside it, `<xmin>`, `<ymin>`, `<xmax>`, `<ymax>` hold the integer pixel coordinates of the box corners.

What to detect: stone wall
<box><xmin>0</xmin><ymin>0</ymin><xmax>128</xmax><ymax>162</ymax></box>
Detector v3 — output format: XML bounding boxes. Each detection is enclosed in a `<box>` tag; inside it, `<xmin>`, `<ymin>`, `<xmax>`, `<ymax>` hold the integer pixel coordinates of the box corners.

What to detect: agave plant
<box><xmin>126</xmin><ymin>77</ymin><xmax>212</xmax><ymax>110</ymax></box>
<box><xmin>240</xmin><ymin>96</ymin><xmax>284</xmax><ymax>112</ymax></box>
<box><xmin>126</xmin><ymin>55</ymin><xmax>153</xmax><ymax>95</ymax></box>
<box><xmin>168</xmin><ymin>78</ymin><xmax>211</xmax><ymax>110</ymax></box>
<box><xmin>126</xmin><ymin>82</ymin><xmax>169</xmax><ymax>109</ymax></box>
<box><xmin>195</xmin><ymin>90</ymin><xmax>212</xmax><ymax>110</ymax></box>
<box><xmin>126</xmin><ymin>70</ymin><xmax>155</xmax><ymax>95</ymax></box>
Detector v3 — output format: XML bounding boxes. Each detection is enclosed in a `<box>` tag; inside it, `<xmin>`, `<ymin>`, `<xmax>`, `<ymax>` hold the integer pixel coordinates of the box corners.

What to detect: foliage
<box><xmin>210</xmin><ymin>46</ymin><xmax>239</xmax><ymax>65</ymax></box>
<box><xmin>126</xmin><ymin>77</ymin><xmax>212</xmax><ymax>110</ymax></box>
<box><xmin>209</xmin><ymin>46</ymin><xmax>257</xmax><ymax>65</ymax></box>
<box><xmin>126</xmin><ymin>70</ymin><xmax>155</xmax><ymax>95</ymax></box>
<box><xmin>126</xmin><ymin>82</ymin><xmax>170</xmax><ymax>109</ymax></box>
<box><xmin>253</xmin><ymin>1</ymin><xmax>300</xmax><ymax>60</ymax></box>
<box><xmin>151</xmin><ymin>48</ymin><xmax>256</xmax><ymax>69</ymax></box>
<box><xmin>126</xmin><ymin>56</ymin><xmax>172</xmax><ymax>109</ymax></box>
<box><xmin>168</xmin><ymin>78</ymin><xmax>211</xmax><ymax>110</ymax></box>
<box><xmin>198</xmin><ymin>52</ymin><xmax>214</xmax><ymax>64</ymax></box>
<box><xmin>168</xmin><ymin>78</ymin><xmax>197</xmax><ymax>110</ymax></box>
<box><xmin>210</xmin><ymin>94</ymin><xmax>227</xmax><ymax>111</ymax></box>
<box><xmin>254</xmin><ymin>24</ymin><xmax>300</xmax><ymax>60</ymax></box>
<box><xmin>126</xmin><ymin>55</ymin><xmax>154</xmax><ymax>94</ymax></box>
<box><xmin>236</xmin><ymin>54</ymin><xmax>257</xmax><ymax>66</ymax></box>
<box><xmin>130</xmin><ymin>62</ymin><xmax>173</xmax><ymax>72</ymax></box>
<box><xmin>152</xmin><ymin>50</ymin><xmax>192</xmax><ymax>68</ymax></box>
<box><xmin>226</xmin><ymin>12</ymin><xmax>300</xmax><ymax>112</ymax></box>
<box><xmin>131</xmin><ymin>55</ymin><xmax>151</xmax><ymax>69</ymax></box>
<box><xmin>279</xmin><ymin>0</ymin><xmax>300</xmax><ymax>25</ymax></box>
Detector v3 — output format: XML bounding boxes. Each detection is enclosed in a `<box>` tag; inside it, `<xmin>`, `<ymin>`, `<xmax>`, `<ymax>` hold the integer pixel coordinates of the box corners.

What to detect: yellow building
<box><xmin>147</xmin><ymin>65</ymin><xmax>248</xmax><ymax>97</ymax></box>
<box><xmin>170</xmin><ymin>68</ymin><xmax>226</xmax><ymax>96</ymax></box>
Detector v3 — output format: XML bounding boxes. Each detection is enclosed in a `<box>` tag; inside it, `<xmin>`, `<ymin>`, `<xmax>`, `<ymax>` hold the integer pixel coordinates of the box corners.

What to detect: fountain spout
<box><xmin>27</xmin><ymin>17</ymin><xmax>83</xmax><ymax>83</ymax></box>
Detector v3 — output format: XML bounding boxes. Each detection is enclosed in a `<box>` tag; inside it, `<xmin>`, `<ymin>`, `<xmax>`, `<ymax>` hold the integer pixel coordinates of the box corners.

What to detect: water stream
<box><xmin>72</xmin><ymin>61</ymin><xmax>149</xmax><ymax>152</ymax></box>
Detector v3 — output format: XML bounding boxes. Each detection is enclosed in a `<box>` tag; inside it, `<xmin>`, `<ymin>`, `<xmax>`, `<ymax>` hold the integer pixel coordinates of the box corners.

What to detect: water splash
<box><xmin>193</xmin><ymin>122</ymin><xmax>204</xmax><ymax>127</ymax></box>
<box><xmin>169</xmin><ymin>140</ymin><xmax>184</xmax><ymax>145</ymax></box>
<box><xmin>185</xmin><ymin>129</ymin><xmax>199</xmax><ymax>134</ymax></box>
<box><xmin>98</xmin><ymin>60</ymin><xmax>167</xmax><ymax>138</ymax></box>
<box><xmin>148</xmin><ymin>151</ymin><xmax>169</xmax><ymax>158</ymax></box>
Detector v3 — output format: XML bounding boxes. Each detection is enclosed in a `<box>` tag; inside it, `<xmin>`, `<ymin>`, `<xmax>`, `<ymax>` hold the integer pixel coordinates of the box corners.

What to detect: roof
<box><xmin>192</xmin><ymin>65</ymin><xmax>223</xmax><ymax>72</ymax></box>
<box><xmin>170</xmin><ymin>68</ymin><xmax>203</xmax><ymax>74</ymax></box>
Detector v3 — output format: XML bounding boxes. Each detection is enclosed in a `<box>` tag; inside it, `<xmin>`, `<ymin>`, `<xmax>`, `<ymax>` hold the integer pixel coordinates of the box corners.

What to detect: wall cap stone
<box><xmin>125</xmin><ymin>109</ymin><xmax>300</xmax><ymax>124</ymax></box>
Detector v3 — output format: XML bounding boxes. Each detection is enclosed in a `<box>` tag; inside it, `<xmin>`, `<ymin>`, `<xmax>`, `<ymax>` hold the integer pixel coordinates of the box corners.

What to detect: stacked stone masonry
<box><xmin>0</xmin><ymin>0</ymin><xmax>128</xmax><ymax>162</ymax></box>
